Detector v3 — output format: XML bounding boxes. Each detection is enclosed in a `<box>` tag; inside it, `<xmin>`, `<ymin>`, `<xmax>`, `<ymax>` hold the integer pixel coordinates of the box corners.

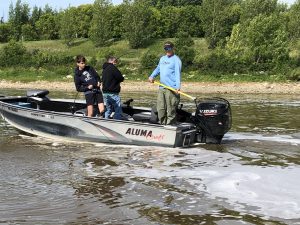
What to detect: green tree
<box><xmin>240</xmin><ymin>0</ymin><xmax>282</xmax><ymax>23</ymax></box>
<box><xmin>177</xmin><ymin>6</ymin><xmax>203</xmax><ymax>37</ymax></box>
<box><xmin>35</xmin><ymin>13</ymin><xmax>59</xmax><ymax>40</ymax></box>
<box><xmin>8</xmin><ymin>0</ymin><xmax>30</xmax><ymax>40</ymax></box>
<box><xmin>59</xmin><ymin>7</ymin><xmax>78</xmax><ymax>45</ymax></box>
<box><xmin>0</xmin><ymin>40</ymin><xmax>27</xmax><ymax>66</ymax></box>
<box><xmin>0</xmin><ymin>23</ymin><xmax>12</xmax><ymax>42</ymax></box>
<box><xmin>148</xmin><ymin>7</ymin><xmax>162</xmax><ymax>38</ymax></box>
<box><xmin>21</xmin><ymin>24</ymin><xmax>38</xmax><ymax>41</ymax></box>
<box><xmin>43</xmin><ymin>4</ymin><xmax>56</xmax><ymax>15</ymax></box>
<box><xmin>146</xmin><ymin>0</ymin><xmax>202</xmax><ymax>7</ymax></box>
<box><xmin>30</xmin><ymin>6</ymin><xmax>43</xmax><ymax>25</ymax></box>
<box><xmin>107</xmin><ymin>4</ymin><xmax>126</xmax><ymax>39</ymax></box>
<box><xmin>175</xmin><ymin>31</ymin><xmax>195</xmax><ymax>66</ymax></box>
<box><xmin>158</xmin><ymin>6</ymin><xmax>180</xmax><ymax>38</ymax></box>
<box><xmin>122</xmin><ymin>0</ymin><xmax>155</xmax><ymax>48</ymax></box>
<box><xmin>89</xmin><ymin>0</ymin><xmax>113</xmax><ymax>47</ymax></box>
<box><xmin>287</xmin><ymin>0</ymin><xmax>300</xmax><ymax>39</ymax></box>
<box><xmin>200</xmin><ymin>0</ymin><xmax>241</xmax><ymax>48</ymax></box>
<box><xmin>76</xmin><ymin>4</ymin><xmax>94</xmax><ymax>38</ymax></box>
<box><xmin>226</xmin><ymin>14</ymin><xmax>289</xmax><ymax>69</ymax></box>
<box><xmin>27</xmin><ymin>6</ymin><xmax>43</xmax><ymax>40</ymax></box>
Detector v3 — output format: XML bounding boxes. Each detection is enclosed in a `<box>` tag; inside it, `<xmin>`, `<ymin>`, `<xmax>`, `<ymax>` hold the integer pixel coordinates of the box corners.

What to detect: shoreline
<box><xmin>0</xmin><ymin>80</ymin><xmax>299</xmax><ymax>94</ymax></box>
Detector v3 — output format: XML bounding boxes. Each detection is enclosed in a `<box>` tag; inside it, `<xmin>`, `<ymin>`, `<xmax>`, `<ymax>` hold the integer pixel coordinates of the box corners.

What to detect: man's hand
<box><xmin>88</xmin><ymin>84</ymin><xmax>93</xmax><ymax>89</ymax></box>
<box><xmin>176</xmin><ymin>89</ymin><xmax>180</xmax><ymax>94</ymax></box>
<box><xmin>149</xmin><ymin>77</ymin><xmax>154</xmax><ymax>83</ymax></box>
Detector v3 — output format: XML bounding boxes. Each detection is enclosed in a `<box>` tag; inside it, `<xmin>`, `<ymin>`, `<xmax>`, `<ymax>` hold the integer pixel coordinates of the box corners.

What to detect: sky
<box><xmin>0</xmin><ymin>0</ymin><xmax>123</xmax><ymax>20</ymax></box>
<box><xmin>0</xmin><ymin>0</ymin><xmax>297</xmax><ymax>21</ymax></box>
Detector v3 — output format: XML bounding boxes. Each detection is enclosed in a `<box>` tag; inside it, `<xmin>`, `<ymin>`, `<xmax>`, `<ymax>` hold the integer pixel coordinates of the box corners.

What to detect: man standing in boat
<box><xmin>74</xmin><ymin>55</ymin><xmax>104</xmax><ymax>117</ymax></box>
<box><xmin>102</xmin><ymin>56</ymin><xmax>124</xmax><ymax>120</ymax></box>
<box><xmin>148</xmin><ymin>41</ymin><xmax>182</xmax><ymax>125</ymax></box>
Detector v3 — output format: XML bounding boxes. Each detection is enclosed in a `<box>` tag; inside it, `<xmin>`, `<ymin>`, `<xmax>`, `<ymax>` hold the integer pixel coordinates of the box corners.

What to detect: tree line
<box><xmin>1</xmin><ymin>0</ymin><xmax>300</xmax><ymax>80</ymax></box>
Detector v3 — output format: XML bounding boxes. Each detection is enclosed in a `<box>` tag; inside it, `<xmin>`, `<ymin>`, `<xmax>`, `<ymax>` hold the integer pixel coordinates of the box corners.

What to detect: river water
<box><xmin>0</xmin><ymin>89</ymin><xmax>299</xmax><ymax>225</ymax></box>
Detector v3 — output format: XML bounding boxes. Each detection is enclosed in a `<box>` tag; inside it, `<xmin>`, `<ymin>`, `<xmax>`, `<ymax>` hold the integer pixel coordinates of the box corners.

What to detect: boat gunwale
<box><xmin>0</xmin><ymin>97</ymin><xmax>181</xmax><ymax>131</ymax></box>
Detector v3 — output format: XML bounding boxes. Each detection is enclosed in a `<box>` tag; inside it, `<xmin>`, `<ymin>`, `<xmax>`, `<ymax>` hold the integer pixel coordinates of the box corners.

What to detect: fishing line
<box><xmin>70</xmin><ymin>91</ymin><xmax>79</xmax><ymax>114</ymax></box>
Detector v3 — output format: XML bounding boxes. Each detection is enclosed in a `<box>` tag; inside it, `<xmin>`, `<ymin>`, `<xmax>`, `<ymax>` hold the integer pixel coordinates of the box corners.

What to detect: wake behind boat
<box><xmin>0</xmin><ymin>90</ymin><xmax>231</xmax><ymax>147</ymax></box>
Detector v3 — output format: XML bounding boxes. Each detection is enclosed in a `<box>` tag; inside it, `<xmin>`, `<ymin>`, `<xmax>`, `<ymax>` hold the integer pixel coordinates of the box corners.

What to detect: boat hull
<box><xmin>0</xmin><ymin>100</ymin><xmax>195</xmax><ymax>147</ymax></box>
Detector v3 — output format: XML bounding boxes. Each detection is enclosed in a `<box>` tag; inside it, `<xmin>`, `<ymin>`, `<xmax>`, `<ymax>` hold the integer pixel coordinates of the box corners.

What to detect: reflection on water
<box><xmin>0</xmin><ymin>89</ymin><xmax>300</xmax><ymax>225</ymax></box>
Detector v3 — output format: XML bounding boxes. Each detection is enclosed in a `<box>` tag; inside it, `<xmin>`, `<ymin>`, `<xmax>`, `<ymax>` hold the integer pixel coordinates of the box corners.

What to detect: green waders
<box><xmin>157</xmin><ymin>88</ymin><xmax>180</xmax><ymax>125</ymax></box>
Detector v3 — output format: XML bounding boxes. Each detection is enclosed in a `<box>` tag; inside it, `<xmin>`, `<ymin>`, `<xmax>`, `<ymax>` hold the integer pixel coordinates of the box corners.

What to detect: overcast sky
<box><xmin>0</xmin><ymin>0</ymin><xmax>297</xmax><ymax>21</ymax></box>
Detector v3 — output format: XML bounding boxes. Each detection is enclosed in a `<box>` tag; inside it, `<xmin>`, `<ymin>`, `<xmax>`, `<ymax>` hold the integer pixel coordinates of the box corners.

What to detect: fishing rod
<box><xmin>153</xmin><ymin>81</ymin><xmax>196</xmax><ymax>101</ymax></box>
<box><xmin>70</xmin><ymin>91</ymin><xmax>79</xmax><ymax>114</ymax></box>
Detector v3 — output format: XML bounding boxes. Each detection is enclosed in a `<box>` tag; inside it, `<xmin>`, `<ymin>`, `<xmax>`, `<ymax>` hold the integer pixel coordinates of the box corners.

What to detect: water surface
<box><xmin>0</xmin><ymin>89</ymin><xmax>299</xmax><ymax>225</ymax></box>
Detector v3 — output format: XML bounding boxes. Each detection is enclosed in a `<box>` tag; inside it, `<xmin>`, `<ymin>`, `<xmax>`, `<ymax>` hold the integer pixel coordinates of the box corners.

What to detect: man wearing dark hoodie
<box><xmin>102</xmin><ymin>56</ymin><xmax>124</xmax><ymax>120</ymax></box>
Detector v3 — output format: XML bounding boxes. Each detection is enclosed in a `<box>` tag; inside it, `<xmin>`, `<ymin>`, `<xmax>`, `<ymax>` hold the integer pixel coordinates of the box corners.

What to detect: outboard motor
<box><xmin>194</xmin><ymin>98</ymin><xmax>231</xmax><ymax>144</ymax></box>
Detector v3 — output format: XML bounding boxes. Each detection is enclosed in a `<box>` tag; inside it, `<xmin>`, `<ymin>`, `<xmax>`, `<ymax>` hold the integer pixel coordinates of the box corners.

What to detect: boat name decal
<box><xmin>31</xmin><ymin>113</ymin><xmax>54</xmax><ymax>119</ymax></box>
<box><xmin>125</xmin><ymin>128</ymin><xmax>165</xmax><ymax>141</ymax></box>
<box><xmin>125</xmin><ymin>128</ymin><xmax>152</xmax><ymax>138</ymax></box>
<box><xmin>146</xmin><ymin>134</ymin><xmax>165</xmax><ymax>141</ymax></box>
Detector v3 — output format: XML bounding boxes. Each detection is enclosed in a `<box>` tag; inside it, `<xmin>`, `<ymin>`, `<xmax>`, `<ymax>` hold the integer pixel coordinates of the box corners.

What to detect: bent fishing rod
<box><xmin>153</xmin><ymin>81</ymin><xmax>196</xmax><ymax>101</ymax></box>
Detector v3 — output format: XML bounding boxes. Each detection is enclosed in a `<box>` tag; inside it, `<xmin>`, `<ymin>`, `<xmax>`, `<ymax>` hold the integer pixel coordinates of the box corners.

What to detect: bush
<box><xmin>175</xmin><ymin>31</ymin><xmax>194</xmax><ymax>47</ymax></box>
<box><xmin>176</xmin><ymin>46</ymin><xmax>195</xmax><ymax>67</ymax></box>
<box><xmin>89</xmin><ymin>56</ymin><xmax>98</xmax><ymax>67</ymax></box>
<box><xmin>193</xmin><ymin>49</ymin><xmax>247</xmax><ymax>73</ymax></box>
<box><xmin>140</xmin><ymin>51</ymin><xmax>158</xmax><ymax>69</ymax></box>
<box><xmin>0</xmin><ymin>41</ymin><xmax>27</xmax><ymax>66</ymax></box>
<box><xmin>287</xmin><ymin>67</ymin><xmax>300</xmax><ymax>81</ymax></box>
<box><xmin>0</xmin><ymin>23</ymin><xmax>11</xmax><ymax>43</ymax></box>
<box><xmin>29</xmin><ymin>49</ymin><xmax>74</xmax><ymax>68</ymax></box>
<box><xmin>97</xmin><ymin>48</ymin><xmax>116</xmax><ymax>61</ymax></box>
<box><xmin>174</xmin><ymin>31</ymin><xmax>195</xmax><ymax>67</ymax></box>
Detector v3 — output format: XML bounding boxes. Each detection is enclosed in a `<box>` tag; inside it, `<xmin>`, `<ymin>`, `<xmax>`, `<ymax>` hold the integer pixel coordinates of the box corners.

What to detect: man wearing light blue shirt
<box><xmin>149</xmin><ymin>41</ymin><xmax>182</xmax><ymax>125</ymax></box>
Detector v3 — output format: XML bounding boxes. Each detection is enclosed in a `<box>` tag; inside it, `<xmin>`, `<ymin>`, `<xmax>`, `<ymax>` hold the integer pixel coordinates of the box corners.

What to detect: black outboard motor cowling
<box><xmin>194</xmin><ymin>98</ymin><xmax>231</xmax><ymax>144</ymax></box>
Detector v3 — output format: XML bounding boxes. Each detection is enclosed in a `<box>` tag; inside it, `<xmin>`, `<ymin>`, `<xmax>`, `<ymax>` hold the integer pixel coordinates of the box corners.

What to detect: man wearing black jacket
<box><xmin>102</xmin><ymin>56</ymin><xmax>124</xmax><ymax>120</ymax></box>
<box><xmin>74</xmin><ymin>55</ymin><xmax>104</xmax><ymax>117</ymax></box>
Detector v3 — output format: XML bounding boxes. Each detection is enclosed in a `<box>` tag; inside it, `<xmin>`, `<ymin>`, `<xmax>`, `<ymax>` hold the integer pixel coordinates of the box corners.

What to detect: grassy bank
<box><xmin>0</xmin><ymin>38</ymin><xmax>296</xmax><ymax>83</ymax></box>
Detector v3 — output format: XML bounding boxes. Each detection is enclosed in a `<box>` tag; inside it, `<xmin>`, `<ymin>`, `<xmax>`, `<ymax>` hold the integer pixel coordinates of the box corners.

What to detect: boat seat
<box><xmin>132</xmin><ymin>110</ymin><xmax>158</xmax><ymax>124</ymax></box>
<box><xmin>132</xmin><ymin>112</ymin><xmax>152</xmax><ymax>122</ymax></box>
<box><xmin>27</xmin><ymin>96</ymin><xmax>49</xmax><ymax>110</ymax></box>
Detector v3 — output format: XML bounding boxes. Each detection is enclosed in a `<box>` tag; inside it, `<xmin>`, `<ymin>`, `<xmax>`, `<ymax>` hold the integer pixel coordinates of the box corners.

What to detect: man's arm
<box><xmin>149</xmin><ymin>58</ymin><xmax>161</xmax><ymax>82</ymax></box>
<box><xmin>175</xmin><ymin>56</ymin><xmax>182</xmax><ymax>90</ymax></box>
<box><xmin>74</xmin><ymin>76</ymin><xmax>88</xmax><ymax>92</ymax></box>
<box><xmin>114</xmin><ymin>67</ymin><xmax>125</xmax><ymax>82</ymax></box>
<box><xmin>91</xmin><ymin>67</ymin><xmax>102</xmax><ymax>87</ymax></box>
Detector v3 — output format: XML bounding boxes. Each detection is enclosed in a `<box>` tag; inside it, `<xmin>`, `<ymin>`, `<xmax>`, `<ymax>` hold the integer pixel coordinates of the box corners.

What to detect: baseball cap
<box><xmin>164</xmin><ymin>42</ymin><xmax>174</xmax><ymax>51</ymax></box>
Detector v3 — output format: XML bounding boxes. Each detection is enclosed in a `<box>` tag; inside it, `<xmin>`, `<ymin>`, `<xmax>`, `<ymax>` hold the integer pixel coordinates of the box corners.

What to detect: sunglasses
<box><xmin>164</xmin><ymin>47</ymin><xmax>173</xmax><ymax>51</ymax></box>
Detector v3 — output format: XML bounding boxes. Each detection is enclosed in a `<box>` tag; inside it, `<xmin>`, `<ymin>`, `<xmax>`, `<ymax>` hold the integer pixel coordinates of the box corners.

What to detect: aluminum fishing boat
<box><xmin>0</xmin><ymin>90</ymin><xmax>231</xmax><ymax>147</ymax></box>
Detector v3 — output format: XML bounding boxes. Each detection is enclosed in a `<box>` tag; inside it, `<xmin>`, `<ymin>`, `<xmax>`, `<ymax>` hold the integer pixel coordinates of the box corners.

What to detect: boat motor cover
<box><xmin>27</xmin><ymin>90</ymin><xmax>49</xmax><ymax>98</ymax></box>
<box><xmin>196</xmin><ymin>98</ymin><xmax>232</xmax><ymax>136</ymax></box>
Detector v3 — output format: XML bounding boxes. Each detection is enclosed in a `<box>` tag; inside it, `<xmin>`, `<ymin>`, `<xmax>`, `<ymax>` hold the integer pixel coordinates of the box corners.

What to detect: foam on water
<box><xmin>203</xmin><ymin>166</ymin><xmax>300</xmax><ymax>219</ymax></box>
<box><xmin>135</xmin><ymin>162</ymin><xmax>300</xmax><ymax>219</ymax></box>
<box><xmin>85</xmin><ymin>147</ymin><xmax>300</xmax><ymax>220</ymax></box>
<box><xmin>224</xmin><ymin>132</ymin><xmax>300</xmax><ymax>145</ymax></box>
